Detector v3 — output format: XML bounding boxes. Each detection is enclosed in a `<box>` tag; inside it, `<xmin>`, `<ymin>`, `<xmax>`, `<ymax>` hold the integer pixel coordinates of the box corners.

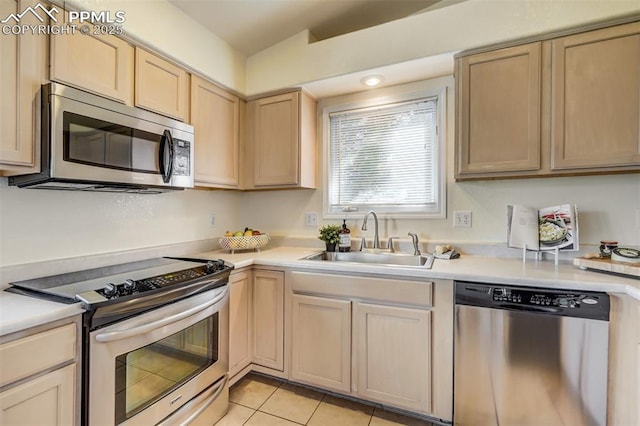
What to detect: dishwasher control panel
<box><xmin>492</xmin><ymin>288</ymin><xmax>589</xmax><ymax>308</ymax></box>
<box><xmin>455</xmin><ymin>281</ymin><xmax>610</xmax><ymax>321</ymax></box>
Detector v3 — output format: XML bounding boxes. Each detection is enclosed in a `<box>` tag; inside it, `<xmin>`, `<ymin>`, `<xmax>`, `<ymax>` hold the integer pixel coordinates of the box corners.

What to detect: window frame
<box><xmin>321</xmin><ymin>86</ymin><xmax>447</xmax><ymax>220</ymax></box>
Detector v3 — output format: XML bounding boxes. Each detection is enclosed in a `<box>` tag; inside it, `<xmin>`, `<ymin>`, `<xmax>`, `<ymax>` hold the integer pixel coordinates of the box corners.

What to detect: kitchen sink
<box><xmin>302</xmin><ymin>250</ymin><xmax>435</xmax><ymax>268</ymax></box>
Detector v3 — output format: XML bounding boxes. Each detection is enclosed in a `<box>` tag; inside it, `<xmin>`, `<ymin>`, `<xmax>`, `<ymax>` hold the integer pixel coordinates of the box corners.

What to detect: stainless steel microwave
<box><xmin>10</xmin><ymin>83</ymin><xmax>194</xmax><ymax>193</ymax></box>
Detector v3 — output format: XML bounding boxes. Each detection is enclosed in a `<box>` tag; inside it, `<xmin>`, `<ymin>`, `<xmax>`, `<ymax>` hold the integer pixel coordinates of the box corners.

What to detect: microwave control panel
<box><xmin>173</xmin><ymin>140</ymin><xmax>191</xmax><ymax>176</ymax></box>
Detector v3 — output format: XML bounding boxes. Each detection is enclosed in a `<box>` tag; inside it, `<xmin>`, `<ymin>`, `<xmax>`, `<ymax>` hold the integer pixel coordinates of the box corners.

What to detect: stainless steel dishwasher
<box><xmin>454</xmin><ymin>281</ymin><xmax>610</xmax><ymax>426</ymax></box>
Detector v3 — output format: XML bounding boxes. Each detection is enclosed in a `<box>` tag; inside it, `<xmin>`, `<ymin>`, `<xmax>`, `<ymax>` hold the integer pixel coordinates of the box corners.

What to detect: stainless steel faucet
<box><xmin>408</xmin><ymin>232</ymin><xmax>421</xmax><ymax>255</ymax></box>
<box><xmin>361</xmin><ymin>211</ymin><xmax>380</xmax><ymax>249</ymax></box>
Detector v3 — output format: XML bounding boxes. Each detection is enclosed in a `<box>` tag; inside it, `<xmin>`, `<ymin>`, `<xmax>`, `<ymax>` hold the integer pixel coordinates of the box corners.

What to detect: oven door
<box><xmin>88</xmin><ymin>285</ymin><xmax>229</xmax><ymax>426</ymax></box>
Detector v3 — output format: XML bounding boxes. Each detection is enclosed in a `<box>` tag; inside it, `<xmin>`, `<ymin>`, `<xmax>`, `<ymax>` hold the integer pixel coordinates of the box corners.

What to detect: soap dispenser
<box><xmin>338</xmin><ymin>219</ymin><xmax>351</xmax><ymax>252</ymax></box>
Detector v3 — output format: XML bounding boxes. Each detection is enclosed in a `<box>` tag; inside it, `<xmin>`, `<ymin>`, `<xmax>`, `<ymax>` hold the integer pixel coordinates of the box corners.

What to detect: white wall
<box><xmin>246</xmin><ymin>0</ymin><xmax>640</xmax><ymax>95</ymax></box>
<box><xmin>239</xmin><ymin>77</ymin><xmax>640</xmax><ymax>248</ymax></box>
<box><xmin>0</xmin><ymin>182</ymin><xmax>242</xmax><ymax>267</ymax></box>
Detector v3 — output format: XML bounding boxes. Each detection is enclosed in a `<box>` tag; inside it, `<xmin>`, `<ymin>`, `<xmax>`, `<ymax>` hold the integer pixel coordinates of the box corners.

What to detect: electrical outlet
<box><xmin>304</xmin><ymin>212</ymin><xmax>318</xmax><ymax>227</ymax></box>
<box><xmin>454</xmin><ymin>211</ymin><xmax>472</xmax><ymax>228</ymax></box>
<box><xmin>210</xmin><ymin>214</ymin><xmax>216</xmax><ymax>226</ymax></box>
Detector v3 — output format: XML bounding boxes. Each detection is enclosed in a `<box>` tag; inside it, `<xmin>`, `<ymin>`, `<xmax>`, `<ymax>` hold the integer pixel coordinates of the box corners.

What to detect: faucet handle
<box><xmin>387</xmin><ymin>237</ymin><xmax>398</xmax><ymax>253</ymax></box>
<box><xmin>408</xmin><ymin>232</ymin><xmax>421</xmax><ymax>256</ymax></box>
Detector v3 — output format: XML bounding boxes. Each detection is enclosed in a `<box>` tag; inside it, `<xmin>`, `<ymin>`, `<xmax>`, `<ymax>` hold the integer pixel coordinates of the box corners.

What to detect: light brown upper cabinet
<box><xmin>135</xmin><ymin>48</ymin><xmax>190</xmax><ymax>121</ymax></box>
<box><xmin>50</xmin><ymin>17</ymin><xmax>133</xmax><ymax>104</ymax></box>
<box><xmin>191</xmin><ymin>76</ymin><xmax>240</xmax><ymax>188</ymax></box>
<box><xmin>455</xmin><ymin>19</ymin><xmax>640</xmax><ymax>180</ymax></box>
<box><xmin>550</xmin><ymin>22</ymin><xmax>640</xmax><ymax>171</ymax></box>
<box><xmin>0</xmin><ymin>0</ymin><xmax>48</xmax><ymax>176</ymax></box>
<box><xmin>456</xmin><ymin>43</ymin><xmax>542</xmax><ymax>177</ymax></box>
<box><xmin>244</xmin><ymin>90</ymin><xmax>317</xmax><ymax>189</ymax></box>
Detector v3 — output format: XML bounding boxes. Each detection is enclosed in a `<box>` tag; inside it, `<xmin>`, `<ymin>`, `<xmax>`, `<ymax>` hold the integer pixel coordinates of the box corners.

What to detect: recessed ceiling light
<box><xmin>361</xmin><ymin>75</ymin><xmax>383</xmax><ymax>87</ymax></box>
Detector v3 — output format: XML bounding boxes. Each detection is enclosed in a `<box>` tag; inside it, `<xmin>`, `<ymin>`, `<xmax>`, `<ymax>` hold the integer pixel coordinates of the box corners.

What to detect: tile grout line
<box><xmin>241</xmin><ymin>408</ymin><xmax>258</xmax><ymax>426</ymax></box>
<box><xmin>255</xmin><ymin>380</ymin><xmax>319</xmax><ymax>425</ymax></box>
<box><xmin>254</xmin><ymin>378</ymin><xmax>284</xmax><ymax>412</ymax></box>
<box><xmin>303</xmin><ymin>390</ymin><xmax>327</xmax><ymax>425</ymax></box>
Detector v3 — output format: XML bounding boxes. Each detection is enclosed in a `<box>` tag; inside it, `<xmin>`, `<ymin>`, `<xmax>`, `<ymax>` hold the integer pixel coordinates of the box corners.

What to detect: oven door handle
<box><xmin>94</xmin><ymin>287</ymin><xmax>228</xmax><ymax>343</ymax></box>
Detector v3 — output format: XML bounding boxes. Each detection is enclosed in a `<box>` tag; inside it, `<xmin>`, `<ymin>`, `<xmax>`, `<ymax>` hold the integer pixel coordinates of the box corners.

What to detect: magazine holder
<box><xmin>522</xmin><ymin>245</ymin><xmax>560</xmax><ymax>265</ymax></box>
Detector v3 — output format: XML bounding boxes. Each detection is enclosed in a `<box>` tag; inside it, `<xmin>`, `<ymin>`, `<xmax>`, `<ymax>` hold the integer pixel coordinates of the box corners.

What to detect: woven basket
<box><xmin>219</xmin><ymin>234</ymin><xmax>270</xmax><ymax>253</ymax></box>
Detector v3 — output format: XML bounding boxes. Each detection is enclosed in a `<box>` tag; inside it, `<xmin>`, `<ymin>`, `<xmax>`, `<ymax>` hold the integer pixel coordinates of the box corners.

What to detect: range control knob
<box><xmin>103</xmin><ymin>283</ymin><xmax>117</xmax><ymax>298</ymax></box>
<box><xmin>123</xmin><ymin>279</ymin><xmax>137</xmax><ymax>292</ymax></box>
<box><xmin>205</xmin><ymin>261</ymin><xmax>216</xmax><ymax>273</ymax></box>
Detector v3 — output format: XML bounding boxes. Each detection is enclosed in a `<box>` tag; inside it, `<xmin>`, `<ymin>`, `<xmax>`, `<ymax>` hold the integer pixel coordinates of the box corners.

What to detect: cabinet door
<box><xmin>291</xmin><ymin>294</ymin><xmax>351</xmax><ymax>393</ymax></box>
<box><xmin>50</xmin><ymin>18</ymin><xmax>133</xmax><ymax>104</ymax></box>
<box><xmin>253</xmin><ymin>270</ymin><xmax>284</xmax><ymax>371</ymax></box>
<box><xmin>191</xmin><ymin>76</ymin><xmax>240</xmax><ymax>188</ymax></box>
<box><xmin>0</xmin><ymin>364</ymin><xmax>75</xmax><ymax>426</ymax></box>
<box><xmin>135</xmin><ymin>48</ymin><xmax>190</xmax><ymax>121</ymax></box>
<box><xmin>608</xmin><ymin>294</ymin><xmax>640</xmax><ymax>425</ymax></box>
<box><xmin>456</xmin><ymin>43</ymin><xmax>541</xmax><ymax>177</ymax></box>
<box><xmin>637</xmin><ymin>320</ymin><xmax>640</xmax><ymax>426</ymax></box>
<box><xmin>252</xmin><ymin>92</ymin><xmax>300</xmax><ymax>186</ymax></box>
<box><xmin>229</xmin><ymin>271</ymin><xmax>252</xmax><ymax>378</ymax></box>
<box><xmin>550</xmin><ymin>22</ymin><xmax>640</xmax><ymax>170</ymax></box>
<box><xmin>0</xmin><ymin>0</ymin><xmax>47</xmax><ymax>174</ymax></box>
<box><xmin>355</xmin><ymin>303</ymin><xmax>431</xmax><ymax>414</ymax></box>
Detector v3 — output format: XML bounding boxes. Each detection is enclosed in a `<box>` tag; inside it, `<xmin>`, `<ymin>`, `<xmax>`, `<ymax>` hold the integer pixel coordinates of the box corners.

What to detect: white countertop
<box><xmin>0</xmin><ymin>292</ymin><xmax>84</xmax><ymax>337</ymax></box>
<box><xmin>190</xmin><ymin>246</ymin><xmax>640</xmax><ymax>297</ymax></box>
<box><xmin>2</xmin><ymin>246</ymin><xmax>639</xmax><ymax>338</ymax></box>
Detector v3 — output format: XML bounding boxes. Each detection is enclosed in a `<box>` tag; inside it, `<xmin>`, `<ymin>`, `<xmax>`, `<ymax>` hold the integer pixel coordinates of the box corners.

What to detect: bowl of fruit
<box><xmin>219</xmin><ymin>228</ymin><xmax>270</xmax><ymax>253</ymax></box>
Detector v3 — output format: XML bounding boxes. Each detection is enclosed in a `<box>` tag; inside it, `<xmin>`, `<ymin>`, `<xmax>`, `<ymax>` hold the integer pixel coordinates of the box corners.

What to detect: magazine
<box><xmin>507</xmin><ymin>204</ymin><xmax>579</xmax><ymax>251</ymax></box>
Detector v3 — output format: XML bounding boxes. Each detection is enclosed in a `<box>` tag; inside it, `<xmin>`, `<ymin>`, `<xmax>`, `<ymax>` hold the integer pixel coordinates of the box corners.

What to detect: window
<box><xmin>325</xmin><ymin>89</ymin><xmax>445</xmax><ymax>218</ymax></box>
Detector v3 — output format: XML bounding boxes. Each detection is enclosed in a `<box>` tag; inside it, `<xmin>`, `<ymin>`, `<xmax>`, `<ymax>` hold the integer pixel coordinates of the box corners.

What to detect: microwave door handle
<box><xmin>159</xmin><ymin>129</ymin><xmax>174</xmax><ymax>183</ymax></box>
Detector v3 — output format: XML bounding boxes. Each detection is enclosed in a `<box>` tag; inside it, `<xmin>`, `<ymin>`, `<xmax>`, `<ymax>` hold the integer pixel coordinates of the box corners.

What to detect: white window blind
<box><xmin>328</xmin><ymin>96</ymin><xmax>442</xmax><ymax>216</ymax></box>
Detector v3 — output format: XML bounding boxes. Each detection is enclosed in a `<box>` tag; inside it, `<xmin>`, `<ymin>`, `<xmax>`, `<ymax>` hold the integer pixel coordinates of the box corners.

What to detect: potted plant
<box><xmin>318</xmin><ymin>224</ymin><xmax>341</xmax><ymax>252</ymax></box>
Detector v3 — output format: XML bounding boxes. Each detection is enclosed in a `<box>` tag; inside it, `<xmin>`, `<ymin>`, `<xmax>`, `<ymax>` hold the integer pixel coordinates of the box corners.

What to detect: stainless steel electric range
<box><xmin>9</xmin><ymin>257</ymin><xmax>233</xmax><ymax>426</ymax></box>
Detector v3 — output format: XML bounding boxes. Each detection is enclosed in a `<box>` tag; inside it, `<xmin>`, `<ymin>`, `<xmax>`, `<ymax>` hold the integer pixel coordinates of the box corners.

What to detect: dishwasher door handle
<box><xmin>493</xmin><ymin>302</ymin><xmax>561</xmax><ymax>314</ymax></box>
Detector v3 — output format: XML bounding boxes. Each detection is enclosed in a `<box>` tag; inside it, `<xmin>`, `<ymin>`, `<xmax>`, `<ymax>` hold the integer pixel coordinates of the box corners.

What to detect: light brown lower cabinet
<box><xmin>291</xmin><ymin>295</ymin><xmax>431</xmax><ymax>412</ymax></box>
<box><xmin>355</xmin><ymin>302</ymin><xmax>431</xmax><ymax>413</ymax></box>
<box><xmin>291</xmin><ymin>294</ymin><xmax>351</xmax><ymax>393</ymax></box>
<box><xmin>608</xmin><ymin>294</ymin><xmax>640</xmax><ymax>426</ymax></box>
<box><xmin>288</xmin><ymin>270</ymin><xmax>453</xmax><ymax>420</ymax></box>
<box><xmin>252</xmin><ymin>269</ymin><xmax>285</xmax><ymax>371</ymax></box>
<box><xmin>0</xmin><ymin>364</ymin><xmax>75</xmax><ymax>426</ymax></box>
<box><xmin>0</xmin><ymin>320</ymin><xmax>79</xmax><ymax>426</ymax></box>
<box><xmin>229</xmin><ymin>270</ymin><xmax>252</xmax><ymax>378</ymax></box>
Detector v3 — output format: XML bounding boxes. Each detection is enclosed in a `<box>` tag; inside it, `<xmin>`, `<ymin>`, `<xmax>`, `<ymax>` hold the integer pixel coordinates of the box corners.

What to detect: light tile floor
<box><xmin>216</xmin><ymin>373</ymin><xmax>434</xmax><ymax>426</ymax></box>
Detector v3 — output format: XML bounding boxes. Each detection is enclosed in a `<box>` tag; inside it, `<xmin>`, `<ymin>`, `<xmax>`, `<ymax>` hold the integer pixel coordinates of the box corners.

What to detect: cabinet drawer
<box><xmin>290</xmin><ymin>271</ymin><xmax>432</xmax><ymax>307</ymax></box>
<box><xmin>0</xmin><ymin>324</ymin><xmax>76</xmax><ymax>387</ymax></box>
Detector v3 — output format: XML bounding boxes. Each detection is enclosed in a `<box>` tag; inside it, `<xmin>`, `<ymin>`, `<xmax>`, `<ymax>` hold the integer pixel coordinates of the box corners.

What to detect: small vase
<box><xmin>325</xmin><ymin>243</ymin><xmax>336</xmax><ymax>252</ymax></box>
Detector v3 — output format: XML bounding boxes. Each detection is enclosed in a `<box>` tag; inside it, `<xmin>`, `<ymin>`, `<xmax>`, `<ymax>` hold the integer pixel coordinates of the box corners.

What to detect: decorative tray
<box><xmin>219</xmin><ymin>234</ymin><xmax>270</xmax><ymax>254</ymax></box>
<box><xmin>574</xmin><ymin>256</ymin><xmax>640</xmax><ymax>279</ymax></box>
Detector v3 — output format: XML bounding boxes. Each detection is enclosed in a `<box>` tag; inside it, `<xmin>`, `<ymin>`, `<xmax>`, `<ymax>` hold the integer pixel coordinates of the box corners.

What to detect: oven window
<box><xmin>114</xmin><ymin>315</ymin><xmax>218</xmax><ymax>423</ymax></box>
<box><xmin>63</xmin><ymin>112</ymin><xmax>162</xmax><ymax>174</ymax></box>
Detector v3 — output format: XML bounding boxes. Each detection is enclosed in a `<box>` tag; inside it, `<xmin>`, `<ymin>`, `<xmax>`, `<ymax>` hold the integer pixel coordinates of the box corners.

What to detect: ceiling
<box><xmin>169</xmin><ymin>0</ymin><xmax>444</xmax><ymax>56</ymax></box>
